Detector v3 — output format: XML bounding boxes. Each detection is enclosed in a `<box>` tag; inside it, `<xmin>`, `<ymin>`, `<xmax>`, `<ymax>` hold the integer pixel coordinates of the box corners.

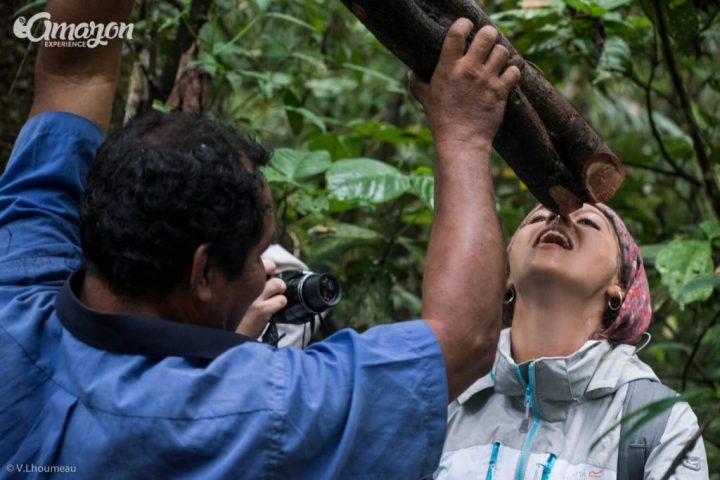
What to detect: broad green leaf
<box><xmin>283</xmin><ymin>107</ymin><xmax>327</xmax><ymax>133</ymax></box>
<box><xmin>655</xmin><ymin>239</ymin><xmax>714</xmax><ymax>307</ymax></box>
<box><xmin>260</xmin><ymin>166</ymin><xmax>288</xmax><ymax>184</ymax></box>
<box><xmin>563</xmin><ymin>0</ymin><xmax>606</xmax><ymax>17</ymax></box>
<box><xmin>700</xmin><ymin>220</ymin><xmax>720</xmax><ymax>241</ymax></box>
<box><xmin>410</xmin><ymin>175</ymin><xmax>434</xmax><ymax>209</ymax></box>
<box><xmin>309</xmin><ymin>223</ymin><xmax>382</xmax><ymax>260</ymax></box>
<box><xmin>326</xmin><ymin>159</ymin><xmax>411</xmax><ymax>204</ymax></box>
<box><xmin>250</xmin><ymin>0</ymin><xmax>270</xmax><ymax>12</ymax></box>
<box><xmin>681</xmin><ymin>275</ymin><xmax>720</xmax><ymax>299</ymax></box>
<box><xmin>296</xmin><ymin>194</ymin><xmax>329</xmax><ymax>217</ymax></box>
<box><xmin>291</xmin><ymin>52</ymin><xmax>327</xmax><ymax>72</ymax></box>
<box><xmin>639</xmin><ymin>243</ymin><xmax>664</xmax><ymax>262</ymax></box>
<box><xmin>307</xmin><ymin>78</ymin><xmax>358</xmax><ymax>99</ymax></box>
<box><xmin>598</xmin><ymin>0</ymin><xmax>632</xmax><ymax>10</ymax></box>
<box><xmin>341</xmin><ymin>64</ymin><xmax>404</xmax><ymax>93</ymax></box>
<box><xmin>269</xmin><ymin>149</ymin><xmax>331</xmax><ymax>181</ymax></box>
<box><xmin>265</xmin><ymin>12</ymin><xmax>319</xmax><ymax>33</ymax></box>
<box><xmin>594</xmin><ymin>37</ymin><xmax>632</xmax><ymax>84</ymax></box>
<box><xmin>349</xmin><ymin>120</ymin><xmax>415</xmax><ymax>144</ymax></box>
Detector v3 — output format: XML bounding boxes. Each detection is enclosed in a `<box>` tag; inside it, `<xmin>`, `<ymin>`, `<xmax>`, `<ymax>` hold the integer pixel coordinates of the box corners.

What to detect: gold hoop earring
<box><xmin>608</xmin><ymin>292</ymin><xmax>624</xmax><ymax>311</ymax></box>
<box><xmin>504</xmin><ymin>288</ymin><xmax>515</xmax><ymax>305</ymax></box>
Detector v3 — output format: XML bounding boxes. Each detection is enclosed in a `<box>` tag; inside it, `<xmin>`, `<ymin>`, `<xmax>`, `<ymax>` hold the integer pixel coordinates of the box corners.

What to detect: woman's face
<box><xmin>508</xmin><ymin>203</ymin><xmax>622</xmax><ymax>299</ymax></box>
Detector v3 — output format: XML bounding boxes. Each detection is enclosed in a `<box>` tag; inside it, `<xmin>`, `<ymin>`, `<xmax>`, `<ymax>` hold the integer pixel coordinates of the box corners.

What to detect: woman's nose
<box><xmin>547</xmin><ymin>213</ymin><xmax>569</xmax><ymax>225</ymax></box>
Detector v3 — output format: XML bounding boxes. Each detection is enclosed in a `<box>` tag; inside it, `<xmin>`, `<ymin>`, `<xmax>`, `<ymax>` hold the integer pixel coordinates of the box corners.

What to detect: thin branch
<box><xmin>377</xmin><ymin>200</ymin><xmax>409</xmax><ymax>268</ymax></box>
<box><xmin>681</xmin><ymin>308</ymin><xmax>720</xmax><ymax>391</ymax></box>
<box><xmin>652</xmin><ymin>0</ymin><xmax>720</xmax><ymax>217</ymax></box>
<box><xmin>8</xmin><ymin>43</ymin><xmax>33</xmax><ymax>97</ymax></box>
<box><xmin>699</xmin><ymin>5</ymin><xmax>720</xmax><ymax>34</ymax></box>
<box><xmin>643</xmin><ymin>40</ymin><xmax>701</xmax><ymax>187</ymax></box>
<box><xmin>605</xmin><ymin>67</ymin><xmax>675</xmax><ymax>105</ymax></box>
<box><xmin>624</xmin><ymin>161</ymin><xmax>696</xmax><ymax>182</ymax></box>
<box><xmin>659</xmin><ymin>407</ymin><xmax>718</xmax><ymax>480</ymax></box>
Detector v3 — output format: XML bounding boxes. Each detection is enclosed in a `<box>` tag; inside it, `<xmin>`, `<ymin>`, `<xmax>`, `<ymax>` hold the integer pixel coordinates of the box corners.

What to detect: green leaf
<box><xmin>309</xmin><ymin>223</ymin><xmax>382</xmax><ymax>260</ymax></box>
<box><xmin>598</xmin><ymin>0</ymin><xmax>632</xmax><ymax>10</ymax></box>
<box><xmin>563</xmin><ymin>0</ymin><xmax>607</xmax><ymax>17</ymax></box>
<box><xmin>341</xmin><ymin>64</ymin><xmax>404</xmax><ymax>93</ymax></box>
<box><xmin>265</xmin><ymin>12</ymin><xmax>319</xmax><ymax>33</ymax></box>
<box><xmin>590</xmin><ymin>396</ymin><xmax>685</xmax><ymax>452</ymax></box>
<box><xmin>283</xmin><ymin>107</ymin><xmax>327</xmax><ymax>133</ymax></box>
<box><xmin>269</xmin><ymin>149</ymin><xmax>331</xmax><ymax>181</ymax></box>
<box><xmin>594</xmin><ymin>37</ymin><xmax>632</xmax><ymax>84</ymax></box>
<box><xmin>639</xmin><ymin>243</ymin><xmax>664</xmax><ymax>262</ymax></box>
<box><xmin>14</xmin><ymin>0</ymin><xmax>46</xmax><ymax>17</ymax></box>
<box><xmin>260</xmin><ymin>166</ymin><xmax>288</xmax><ymax>184</ymax></box>
<box><xmin>680</xmin><ymin>275</ymin><xmax>720</xmax><ymax>299</ymax></box>
<box><xmin>151</xmin><ymin>100</ymin><xmax>172</xmax><ymax>113</ymax></box>
<box><xmin>349</xmin><ymin>120</ymin><xmax>417</xmax><ymax>144</ymax></box>
<box><xmin>326</xmin><ymin>159</ymin><xmax>411</xmax><ymax>204</ymax></box>
<box><xmin>410</xmin><ymin>175</ymin><xmax>434</xmax><ymax>209</ymax></box>
<box><xmin>655</xmin><ymin>239</ymin><xmax>714</xmax><ymax>307</ymax></box>
<box><xmin>700</xmin><ymin>220</ymin><xmax>720</xmax><ymax>241</ymax></box>
<box><xmin>306</xmin><ymin>78</ymin><xmax>358</xmax><ymax>99</ymax></box>
<box><xmin>296</xmin><ymin>194</ymin><xmax>329</xmax><ymax>217</ymax></box>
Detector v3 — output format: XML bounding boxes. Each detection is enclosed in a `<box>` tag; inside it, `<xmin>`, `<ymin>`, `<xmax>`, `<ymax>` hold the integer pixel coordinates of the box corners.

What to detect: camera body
<box><xmin>272</xmin><ymin>269</ymin><xmax>342</xmax><ymax>324</ymax></box>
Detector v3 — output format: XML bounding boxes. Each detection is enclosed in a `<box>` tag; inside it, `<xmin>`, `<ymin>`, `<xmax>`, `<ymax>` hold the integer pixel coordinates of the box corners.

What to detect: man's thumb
<box><xmin>407</xmin><ymin>71</ymin><xmax>429</xmax><ymax>107</ymax></box>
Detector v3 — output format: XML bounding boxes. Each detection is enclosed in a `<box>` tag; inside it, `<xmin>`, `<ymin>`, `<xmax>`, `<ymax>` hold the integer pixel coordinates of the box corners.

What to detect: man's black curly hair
<box><xmin>80</xmin><ymin>110</ymin><xmax>270</xmax><ymax>299</ymax></box>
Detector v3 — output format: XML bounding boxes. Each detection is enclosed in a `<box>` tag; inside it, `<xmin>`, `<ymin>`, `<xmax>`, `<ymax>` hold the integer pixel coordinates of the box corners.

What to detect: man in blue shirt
<box><xmin>0</xmin><ymin>0</ymin><xmax>519</xmax><ymax>477</ymax></box>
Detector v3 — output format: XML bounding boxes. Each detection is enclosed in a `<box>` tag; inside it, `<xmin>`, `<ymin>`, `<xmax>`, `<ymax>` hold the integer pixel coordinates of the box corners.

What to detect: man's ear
<box><xmin>190</xmin><ymin>243</ymin><xmax>214</xmax><ymax>302</ymax></box>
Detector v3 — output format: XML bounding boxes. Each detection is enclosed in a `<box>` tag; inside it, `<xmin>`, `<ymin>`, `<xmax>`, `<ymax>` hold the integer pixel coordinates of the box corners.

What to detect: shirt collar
<box><xmin>55</xmin><ymin>269</ymin><xmax>255</xmax><ymax>360</ymax></box>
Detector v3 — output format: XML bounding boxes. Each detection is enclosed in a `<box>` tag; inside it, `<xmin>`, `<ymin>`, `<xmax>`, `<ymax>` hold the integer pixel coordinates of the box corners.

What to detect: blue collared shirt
<box><xmin>0</xmin><ymin>112</ymin><xmax>448</xmax><ymax>479</ymax></box>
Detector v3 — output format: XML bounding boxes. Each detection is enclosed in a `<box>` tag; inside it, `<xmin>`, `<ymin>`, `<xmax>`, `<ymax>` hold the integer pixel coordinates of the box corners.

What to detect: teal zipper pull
<box><xmin>519</xmin><ymin>383</ymin><xmax>532</xmax><ymax>433</ymax></box>
<box><xmin>540</xmin><ymin>453</ymin><xmax>557</xmax><ymax>480</ymax></box>
<box><xmin>485</xmin><ymin>442</ymin><xmax>501</xmax><ymax>480</ymax></box>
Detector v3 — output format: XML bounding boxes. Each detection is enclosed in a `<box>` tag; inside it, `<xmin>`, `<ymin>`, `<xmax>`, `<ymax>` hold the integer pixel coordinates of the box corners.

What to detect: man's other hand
<box><xmin>236</xmin><ymin>260</ymin><xmax>287</xmax><ymax>339</ymax></box>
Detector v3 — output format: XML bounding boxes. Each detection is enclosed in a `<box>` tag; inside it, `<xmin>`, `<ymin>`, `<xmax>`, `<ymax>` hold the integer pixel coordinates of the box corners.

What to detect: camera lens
<box><xmin>303</xmin><ymin>273</ymin><xmax>341</xmax><ymax>312</ymax></box>
<box><xmin>272</xmin><ymin>270</ymin><xmax>342</xmax><ymax>324</ymax></box>
<box><xmin>318</xmin><ymin>276</ymin><xmax>338</xmax><ymax>303</ymax></box>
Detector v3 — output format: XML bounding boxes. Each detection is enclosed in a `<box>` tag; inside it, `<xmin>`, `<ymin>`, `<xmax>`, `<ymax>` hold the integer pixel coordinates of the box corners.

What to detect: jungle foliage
<box><xmin>3</xmin><ymin>0</ymin><xmax>719</xmax><ymax>474</ymax></box>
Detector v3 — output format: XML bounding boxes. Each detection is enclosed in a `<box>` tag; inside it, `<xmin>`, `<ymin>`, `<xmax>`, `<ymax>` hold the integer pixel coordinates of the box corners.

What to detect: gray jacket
<box><xmin>434</xmin><ymin>329</ymin><xmax>708</xmax><ymax>479</ymax></box>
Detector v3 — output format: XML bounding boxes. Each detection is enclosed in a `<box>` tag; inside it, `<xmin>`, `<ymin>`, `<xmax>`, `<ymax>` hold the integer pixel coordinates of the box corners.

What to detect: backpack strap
<box><xmin>617</xmin><ymin>379</ymin><xmax>676</xmax><ymax>480</ymax></box>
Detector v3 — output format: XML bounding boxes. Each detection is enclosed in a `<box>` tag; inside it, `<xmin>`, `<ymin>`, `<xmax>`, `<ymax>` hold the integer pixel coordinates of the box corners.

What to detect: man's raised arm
<box><xmin>412</xmin><ymin>20</ymin><xmax>520</xmax><ymax>401</ymax></box>
<box><xmin>29</xmin><ymin>0</ymin><xmax>134</xmax><ymax>132</ymax></box>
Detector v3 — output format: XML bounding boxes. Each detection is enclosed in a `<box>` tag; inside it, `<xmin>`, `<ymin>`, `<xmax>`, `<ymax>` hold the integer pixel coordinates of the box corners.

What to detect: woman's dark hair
<box><xmin>80</xmin><ymin>110</ymin><xmax>269</xmax><ymax>299</ymax></box>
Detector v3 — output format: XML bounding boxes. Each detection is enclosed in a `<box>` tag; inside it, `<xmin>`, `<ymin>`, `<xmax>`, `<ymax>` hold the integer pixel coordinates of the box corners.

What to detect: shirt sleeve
<box><xmin>645</xmin><ymin>402</ymin><xmax>709</xmax><ymax>479</ymax></box>
<box><xmin>275</xmin><ymin>319</ymin><xmax>449</xmax><ymax>479</ymax></box>
<box><xmin>0</xmin><ymin>112</ymin><xmax>104</xmax><ymax>287</ymax></box>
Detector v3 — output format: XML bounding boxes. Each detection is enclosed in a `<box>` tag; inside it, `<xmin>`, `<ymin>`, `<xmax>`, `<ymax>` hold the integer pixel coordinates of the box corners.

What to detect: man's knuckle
<box><xmin>460</xmin><ymin>68</ymin><xmax>477</xmax><ymax>81</ymax></box>
<box><xmin>476</xmin><ymin>28</ymin><xmax>496</xmax><ymax>43</ymax></box>
<box><xmin>447</xmin><ymin>28</ymin><xmax>465</xmax><ymax>42</ymax></box>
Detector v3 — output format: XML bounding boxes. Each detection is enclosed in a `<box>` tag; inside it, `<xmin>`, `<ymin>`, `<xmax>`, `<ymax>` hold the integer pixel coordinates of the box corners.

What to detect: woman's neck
<box><xmin>509</xmin><ymin>287</ymin><xmax>605</xmax><ymax>363</ymax></box>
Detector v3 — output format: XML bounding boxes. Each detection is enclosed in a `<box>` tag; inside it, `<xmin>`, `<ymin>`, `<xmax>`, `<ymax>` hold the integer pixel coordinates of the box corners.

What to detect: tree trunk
<box><xmin>340</xmin><ymin>0</ymin><xmax>625</xmax><ymax>214</ymax></box>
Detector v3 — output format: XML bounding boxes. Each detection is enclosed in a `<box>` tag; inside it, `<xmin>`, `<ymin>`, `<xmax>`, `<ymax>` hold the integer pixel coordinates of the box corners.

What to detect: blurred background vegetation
<box><xmin>2</xmin><ymin>0</ymin><xmax>719</xmax><ymax>474</ymax></box>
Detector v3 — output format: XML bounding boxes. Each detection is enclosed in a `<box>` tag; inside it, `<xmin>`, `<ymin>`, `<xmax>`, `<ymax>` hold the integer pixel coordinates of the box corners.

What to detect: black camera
<box><xmin>272</xmin><ymin>269</ymin><xmax>342</xmax><ymax>324</ymax></box>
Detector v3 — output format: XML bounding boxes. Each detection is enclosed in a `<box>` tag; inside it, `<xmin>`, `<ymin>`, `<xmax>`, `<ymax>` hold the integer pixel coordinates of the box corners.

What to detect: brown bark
<box><xmin>165</xmin><ymin>43</ymin><xmax>212</xmax><ymax>114</ymax></box>
<box><xmin>340</xmin><ymin>0</ymin><xmax>626</xmax><ymax>212</ymax></box>
<box><xmin>154</xmin><ymin>0</ymin><xmax>213</xmax><ymax>103</ymax></box>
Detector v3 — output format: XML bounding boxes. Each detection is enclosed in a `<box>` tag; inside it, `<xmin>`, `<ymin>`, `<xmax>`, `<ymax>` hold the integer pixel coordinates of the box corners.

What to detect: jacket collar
<box><xmin>55</xmin><ymin>269</ymin><xmax>254</xmax><ymax>360</ymax></box>
<box><xmin>458</xmin><ymin>328</ymin><xmax>656</xmax><ymax>421</ymax></box>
